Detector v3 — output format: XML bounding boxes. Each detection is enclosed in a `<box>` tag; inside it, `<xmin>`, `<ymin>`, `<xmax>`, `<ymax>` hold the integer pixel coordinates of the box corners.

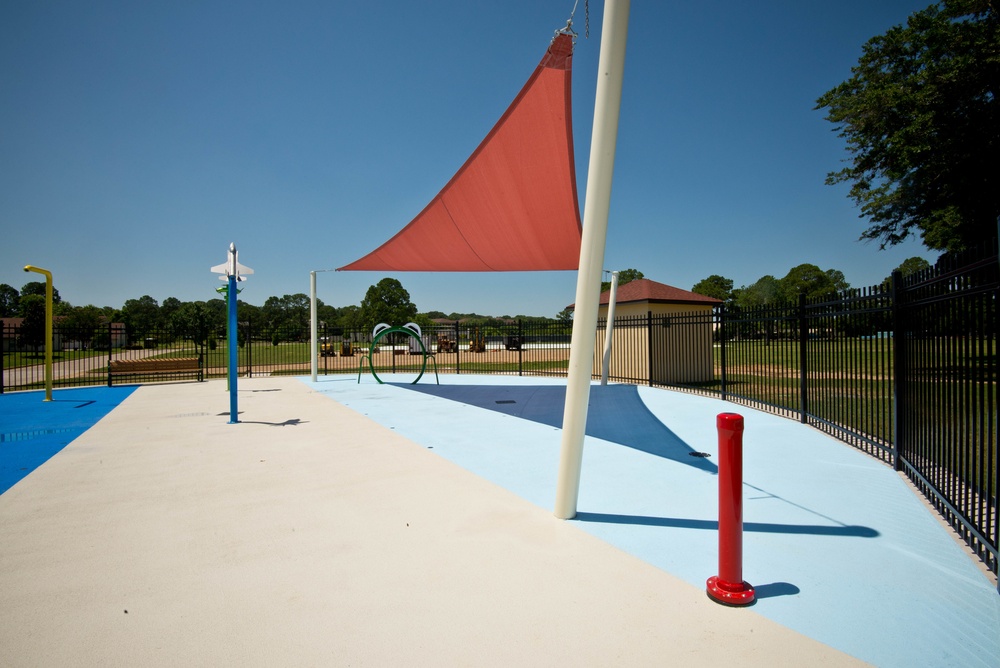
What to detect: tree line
<box><xmin>0</xmin><ymin>277</ymin><xmax>564</xmax><ymax>350</ymax></box>
<box><xmin>689</xmin><ymin>257</ymin><xmax>931</xmax><ymax>310</ymax></box>
<box><xmin>2</xmin><ymin>253</ymin><xmax>934</xmax><ymax>349</ymax></box>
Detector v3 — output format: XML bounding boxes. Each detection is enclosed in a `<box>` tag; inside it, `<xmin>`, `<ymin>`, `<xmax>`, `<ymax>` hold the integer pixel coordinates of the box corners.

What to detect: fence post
<box><xmin>890</xmin><ymin>270</ymin><xmax>905</xmax><ymax>473</ymax></box>
<box><xmin>646</xmin><ymin>310</ymin><xmax>653</xmax><ymax>386</ymax></box>
<box><xmin>107</xmin><ymin>322</ymin><xmax>113</xmax><ymax>388</ymax></box>
<box><xmin>243</xmin><ymin>317</ymin><xmax>250</xmax><ymax>379</ymax></box>
<box><xmin>454</xmin><ymin>320</ymin><xmax>461</xmax><ymax>375</ymax></box>
<box><xmin>798</xmin><ymin>292</ymin><xmax>808</xmax><ymax>424</ymax></box>
<box><xmin>517</xmin><ymin>319</ymin><xmax>523</xmax><ymax>377</ymax></box>
<box><xmin>321</xmin><ymin>323</ymin><xmax>327</xmax><ymax>376</ymax></box>
<box><xmin>718</xmin><ymin>305</ymin><xmax>727</xmax><ymax>402</ymax></box>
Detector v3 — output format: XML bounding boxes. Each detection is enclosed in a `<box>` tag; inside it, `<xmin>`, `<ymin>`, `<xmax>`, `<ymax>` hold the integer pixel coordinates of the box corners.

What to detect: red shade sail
<box><xmin>338</xmin><ymin>32</ymin><xmax>582</xmax><ymax>272</ymax></box>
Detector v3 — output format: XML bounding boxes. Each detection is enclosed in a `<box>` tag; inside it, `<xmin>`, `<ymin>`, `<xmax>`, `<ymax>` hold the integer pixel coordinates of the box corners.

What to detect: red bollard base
<box><xmin>706</xmin><ymin>576</ymin><xmax>756</xmax><ymax>606</ymax></box>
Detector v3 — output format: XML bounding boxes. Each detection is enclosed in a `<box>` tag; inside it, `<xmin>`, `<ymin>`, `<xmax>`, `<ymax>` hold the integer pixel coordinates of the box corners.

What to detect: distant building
<box><xmin>569</xmin><ymin>279</ymin><xmax>721</xmax><ymax>384</ymax></box>
<box><xmin>1</xmin><ymin>317</ymin><xmax>126</xmax><ymax>353</ymax></box>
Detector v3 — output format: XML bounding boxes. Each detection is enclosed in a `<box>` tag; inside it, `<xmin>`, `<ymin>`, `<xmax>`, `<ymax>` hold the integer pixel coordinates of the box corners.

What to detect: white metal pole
<box><xmin>601</xmin><ymin>270</ymin><xmax>619</xmax><ymax>385</ymax></box>
<box><xmin>310</xmin><ymin>271</ymin><xmax>318</xmax><ymax>382</ymax></box>
<box><xmin>555</xmin><ymin>0</ymin><xmax>631</xmax><ymax>519</ymax></box>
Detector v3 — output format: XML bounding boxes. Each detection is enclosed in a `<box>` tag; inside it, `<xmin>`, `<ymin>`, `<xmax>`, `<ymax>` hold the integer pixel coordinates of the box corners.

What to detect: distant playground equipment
<box><xmin>319</xmin><ymin>338</ymin><xmax>353</xmax><ymax>357</ymax></box>
<box><xmin>358</xmin><ymin>323</ymin><xmax>439</xmax><ymax>385</ymax></box>
<box><xmin>468</xmin><ymin>327</ymin><xmax>486</xmax><ymax>353</ymax></box>
<box><xmin>436</xmin><ymin>335</ymin><xmax>457</xmax><ymax>353</ymax></box>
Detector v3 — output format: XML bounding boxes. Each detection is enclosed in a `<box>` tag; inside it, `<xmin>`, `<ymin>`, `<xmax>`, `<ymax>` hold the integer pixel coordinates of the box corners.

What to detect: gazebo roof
<box><xmin>569</xmin><ymin>279</ymin><xmax>722</xmax><ymax>310</ymax></box>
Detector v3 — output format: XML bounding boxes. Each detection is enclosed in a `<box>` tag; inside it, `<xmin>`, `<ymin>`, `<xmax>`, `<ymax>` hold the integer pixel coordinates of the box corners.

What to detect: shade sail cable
<box><xmin>337</xmin><ymin>31</ymin><xmax>582</xmax><ymax>273</ymax></box>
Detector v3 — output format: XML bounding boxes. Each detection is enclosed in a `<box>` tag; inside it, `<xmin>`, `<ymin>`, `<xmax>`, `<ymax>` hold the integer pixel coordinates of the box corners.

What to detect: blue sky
<box><xmin>1</xmin><ymin>1</ymin><xmax>939</xmax><ymax>318</ymax></box>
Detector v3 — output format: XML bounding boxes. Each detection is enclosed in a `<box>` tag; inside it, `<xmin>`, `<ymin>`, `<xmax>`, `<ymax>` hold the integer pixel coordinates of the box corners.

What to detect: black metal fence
<box><xmin>316</xmin><ymin>320</ymin><xmax>573</xmax><ymax>379</ymax></box>
<box><xmin>2</xmin><ymin>243</ymin><xmax>997</xmax><ymax>578</ymax></box>
<box><xmin>606</xmin><ymin>240</ymin><xmax>995</xmax><ymax>579</ymax></box>
<box><xmin>0</xmin><ymin>319</ymin><xmax>575</xmax><ymax>391</ymax></box>
<box><xmin>894</xmin><ymin>242</ymin><xmax>997</xmax><ymax>576</ymax></box>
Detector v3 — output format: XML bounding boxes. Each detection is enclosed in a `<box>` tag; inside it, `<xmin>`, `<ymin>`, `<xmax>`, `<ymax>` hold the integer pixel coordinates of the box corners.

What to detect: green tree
<box><xmin>261</xmin><ymin>294</ymin><xmax>310</xmax><ymax>334</ymax></box>
<box><xmin>825</xmin><ymin>269</ymin><xmax>850</xmax><ymax>293</ymax></box>
<box><xmin>20</xmin><ymin>281</ymin><xmax>61</xmax><ymax>305</ymax></box>
<box><xmin>880</xmin><ymin>256</ymin><xmax>934</xmax><ymax>288</ymax></box>
<box><xmin>779</xmin><ymin>264</ymin><xmax>849</xmax><ymax>302</ymax></box>
<box><xmin>358</xmin><ymin>278</ymin><xmax>418</xmax><ymax>332</ymax></box>
<box><xmin>61</xmin><ymin>305</ymin><xmax>106</xmax><ymax>347</ymax></box>
<box><xmin>601</xmin><ymin>268</ymin><xmax>644</xmax><ymax>293</ymax></box>
<box><xmin>173</xmin><ymin>301</ymin><xmax>214</xmax><ymax>354</ymax></box>
<box><xmin>735</xmin><ymin>275</ymin><xmax>781</xmax><ymax>310</ymax></box>
<box><xmin>205</xmin><ymin>298</ymin><xmax>227</xmax><ymax>336</ymax></box>
<box><xmin>160</xmin><ymin>297</ymin><xmax>182</xmax><ymax>340</ymax></box>
<box><xmin>121</xmin><ymin>295</ymin><xmax>160</xmax><ymax>344</ymax></box>
<box><xmin>237</xmin><ymin>302</ymin><xmax>262</xmax><ymax>339</ymax></box>
<box><xmin>816</xmin><ymin>1</ymin><xmax>999</xmax><ymax>251</ymax></box>
<box><xmin>53</xmin><ymin>300</ymin><xmax>76</xmax><ymax>317</ymax></box>
<box><xmin>0</xmin><ymin>283</ymin><xmax>19</xmax><ymax>316</ymax></box>
<box><xmin>337</xmin><ymin>305</ymin><xmax>362</xmax><ymax>332</ymax></box>
<box><xmin>17</xmin><ymin>294</ymin><xmax>46</xmax><ymax>351</ymax></box>
<box><xmin>895</xmin><ymin>256</ymin><xmax>933</xmax><ymax>277</ymax></box>
<box><xmin>316</xmin><ymin>302</ymin><xmax>339</xmax><ymax>329</ymax></box>
<box><xmin>691</xmin><ymin>275</ymin><xmax>734</xmax><ymax>302</ymax></box>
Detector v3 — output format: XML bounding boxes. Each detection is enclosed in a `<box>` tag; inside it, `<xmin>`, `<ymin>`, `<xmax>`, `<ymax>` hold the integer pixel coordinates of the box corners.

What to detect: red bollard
<box><xmin>707</xmin><ymin>412</ymin><xmax>755</xmax><ymax>606</ymax></box>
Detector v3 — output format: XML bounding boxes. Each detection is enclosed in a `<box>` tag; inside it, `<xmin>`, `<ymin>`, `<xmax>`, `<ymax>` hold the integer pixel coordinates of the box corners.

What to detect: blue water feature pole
<box><xmin>216</xmin><ymin>284</ymin><xmax>242</xmax><ymax>392</ymax></box>
<box><xmin>210</xmin><ymin>243</ymin><xmax>253</xmax><ymax>424</ymax></box>
<box><xmin>226</xmin><ymin>272</ymin><xmax>239</xmax><ymax>422</ymax></box>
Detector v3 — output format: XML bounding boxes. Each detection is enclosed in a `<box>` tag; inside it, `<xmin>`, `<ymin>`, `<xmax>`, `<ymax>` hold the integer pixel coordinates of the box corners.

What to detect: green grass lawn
<box><xmin>3</xmin><ymin>348</ymin><xmax>110</xmax><ymax>367</ymax></box>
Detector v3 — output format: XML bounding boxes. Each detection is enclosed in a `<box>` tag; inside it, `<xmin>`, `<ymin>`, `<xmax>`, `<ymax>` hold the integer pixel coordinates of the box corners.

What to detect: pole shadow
<box><xmin>573</xmin><ymin>512</ymin><xmax>879</xmax><ymax>537</ymax></box>
<box><xmin>237</xmin><ymin>418</ymin><xmax>306</xmax><ymax>427</ymax></box>
<box><xmin>397</xmin><ymin>383</ymin><xmax>717</xmax><ymax>473</ymax></box>
<box><xmin>752</xmin><ymin>582</ymin><xmax>801</xmax><ymax>599</ymax></box>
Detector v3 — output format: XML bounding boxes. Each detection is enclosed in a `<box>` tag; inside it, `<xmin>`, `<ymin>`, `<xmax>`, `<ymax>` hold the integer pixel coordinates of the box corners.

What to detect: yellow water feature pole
<box><xmin>23</xmin><ymin>264</ymin><xmax>54</xmax><ymax>401</ymax></box>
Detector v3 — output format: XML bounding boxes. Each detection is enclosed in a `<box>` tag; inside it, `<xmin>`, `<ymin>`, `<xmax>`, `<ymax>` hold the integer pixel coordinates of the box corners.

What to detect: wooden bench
<box><xmin>109</xmin><ymin>357</ymin><xmax>203</xmax><ymax>383</ymax></box>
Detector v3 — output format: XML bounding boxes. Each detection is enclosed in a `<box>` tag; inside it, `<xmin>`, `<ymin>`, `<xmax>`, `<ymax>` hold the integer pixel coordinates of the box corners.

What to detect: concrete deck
<box><xmin>1</xmin><ymin>375</ymin><xmax>997</xmax><ymax>666</ymax></box>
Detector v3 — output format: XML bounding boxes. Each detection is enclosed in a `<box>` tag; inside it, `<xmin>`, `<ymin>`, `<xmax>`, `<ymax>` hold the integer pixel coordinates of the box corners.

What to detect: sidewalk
<box><xmin>0</xmin><ymin>377</ymin><xmax>866</xmax><ymax>666</ymax></box>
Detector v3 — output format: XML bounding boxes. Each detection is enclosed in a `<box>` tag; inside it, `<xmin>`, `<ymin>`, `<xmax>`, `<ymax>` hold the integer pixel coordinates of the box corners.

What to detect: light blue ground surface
<box><xmin>303</xmin><ymin>373</ymin><xmax>1000</xmax><ymax>668</ymax></box>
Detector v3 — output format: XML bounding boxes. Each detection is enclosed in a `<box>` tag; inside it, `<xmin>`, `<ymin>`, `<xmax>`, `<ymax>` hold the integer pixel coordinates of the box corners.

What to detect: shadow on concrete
<box><xmin>237</xmin><ymin>418</ymin><xmax>306</xmax><ymax>427</ymax></box>
<box><xmin>398</xmin><ymin>383</ymin><xmax>718</xmax><ymax>473</ymax></box>
<box><xmin>753</xmin><ymin>582</ymin><xmax>802</xmax><ymax>599</ymax></box>
<box><xmin>573</xmin><ymin>512</ymin><xmax>879</xmax><ymax>537</ymax></box>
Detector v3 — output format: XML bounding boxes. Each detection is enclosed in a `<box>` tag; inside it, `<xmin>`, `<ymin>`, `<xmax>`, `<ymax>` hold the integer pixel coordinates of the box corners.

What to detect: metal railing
<box><xmin>894</xmin><ymin>241</ymin><xmax>998</xmax><ymax>575</ymax></box>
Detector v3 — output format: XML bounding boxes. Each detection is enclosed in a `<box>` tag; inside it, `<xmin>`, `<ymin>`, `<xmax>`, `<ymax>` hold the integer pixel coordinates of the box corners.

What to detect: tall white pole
<box><xmin>601</xmin><ymin>270</ymin><xmax>619</xmax><ymax>385</ymax></box>
<box><xmin>310</xmin><ymin>271</ymin><xmax>318</xmax><ymax>382</ymax></box>
<box><xmin>23</xmin><ymin>265</ymin><xmax>53</xmax><ymax>401</ymax></box>
<box><xmin>555</xmin><ymin>0</ymin><xmax>631</xmax><ymax>519</ymax></box>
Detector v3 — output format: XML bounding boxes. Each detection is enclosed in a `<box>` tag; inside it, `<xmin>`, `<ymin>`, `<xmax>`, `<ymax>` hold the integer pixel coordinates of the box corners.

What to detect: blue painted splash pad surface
<box><xmin>306</xmin><ymin>374</ymin><xmax>1000</xmax><ymax>668</ymax></box>
<box><xmin>0</xmin><ymin>386</ymin><xmax>137</xmax><ymax>494</ymax></box>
